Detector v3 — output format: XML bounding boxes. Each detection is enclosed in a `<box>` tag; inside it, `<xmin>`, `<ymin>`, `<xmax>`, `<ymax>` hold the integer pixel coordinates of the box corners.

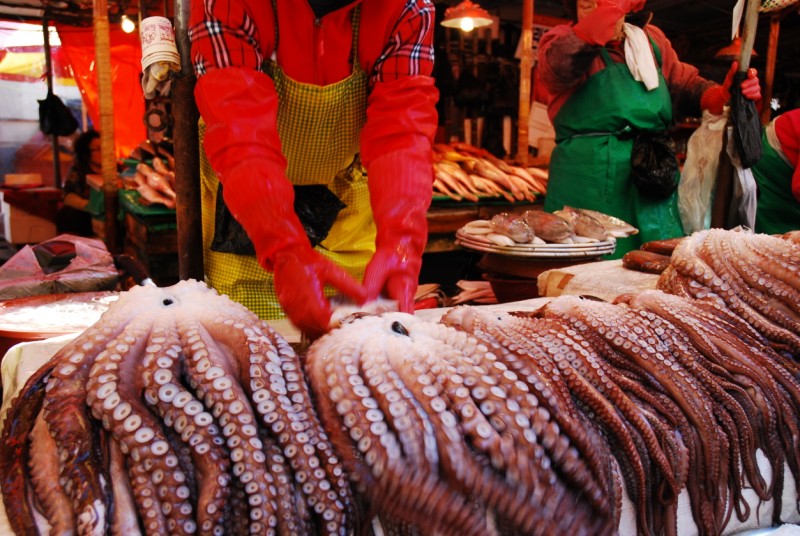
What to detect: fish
<box><xmin>520</xmin><ymin>210</ymin><xmax>574</xmax><ymax>242</ymax></box>
<box><xmin>640</xmin><ymin>237</ymin><xmax>684</xmax><ymax>256</ymax></box>
<box><xmin>554</xmin><ymin>206</ymin><xmax>608</xmax><ymax>240</ymax></box>
<box><xmin>575</xmin><ymin>208</ymin><xmax>638</xmax><ymax>237</ymax></box>
<box><xmin>489</xmin><ymin>212</ymin><xmax>536</xmax><ymax>243</ymax></box>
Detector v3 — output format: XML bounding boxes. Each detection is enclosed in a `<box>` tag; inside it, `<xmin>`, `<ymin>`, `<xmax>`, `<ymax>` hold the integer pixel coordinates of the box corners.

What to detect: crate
<box><xmin>0</xmin><ymin>190</ymin><xmax>57</xmax><ymax>245</ymax></box>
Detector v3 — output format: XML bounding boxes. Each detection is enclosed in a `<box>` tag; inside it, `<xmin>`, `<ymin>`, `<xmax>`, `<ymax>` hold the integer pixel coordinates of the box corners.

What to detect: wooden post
<box><xmin>94</xmin><ymin>0</ymin><xmax>120</xmax><ymax>252</ymax></box>
<box><xmin>516</xmin><ymin>0</ymin><xmax>534</xmax><ymax>165</ymax></box>
<box><xmin>42</xmin><ymin>18</ymin><xmax>62</xmax><ymax>189</ymax></box>
<box><xmin>760</xmin><ymin>14</ymin><xmax>780</xmax><ymax>125</ymax></box>
<box><xmin>172</xmin><ymin>0</ymin><xmax>204</xmax><ymax>280</ymax></box>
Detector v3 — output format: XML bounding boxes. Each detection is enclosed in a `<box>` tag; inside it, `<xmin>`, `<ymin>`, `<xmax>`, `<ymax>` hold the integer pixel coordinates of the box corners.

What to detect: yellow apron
<box><xmin>199</xmin><ymin>7</ymin><xmax>375</xmax><ymax>319</ymax></box>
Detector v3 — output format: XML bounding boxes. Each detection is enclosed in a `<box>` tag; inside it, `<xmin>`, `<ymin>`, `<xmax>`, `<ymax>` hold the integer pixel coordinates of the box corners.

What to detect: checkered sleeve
<box><xmin>188</xmin><ymin>0</ymin><xmax>264</xmax><ymax>77</ymax></box>
<box><xmin>371</xmin><ymin>0</ymin><xmax>436</xmax><ymax>83</ymax></box>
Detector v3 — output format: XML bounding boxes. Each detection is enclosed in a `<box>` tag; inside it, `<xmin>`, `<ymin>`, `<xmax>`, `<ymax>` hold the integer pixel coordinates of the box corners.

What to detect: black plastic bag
<box><xmin>630</xmin><ymin>131</ymin><xmax>679</xmax><ymax>199</ymax></box>
<box><xmin>38</xmin><ymin>91</ymin><xmax>79</xmax><ymax>137</ymax></box>
<box><xmin>730</xmin><ymin>72</ymin><xmax>762</xmax><ymax>169</ymax></box>
<box><xmin>211</xmin><ymin>183</ymin><xmax>345</xmax><ymax>254</ymax></box>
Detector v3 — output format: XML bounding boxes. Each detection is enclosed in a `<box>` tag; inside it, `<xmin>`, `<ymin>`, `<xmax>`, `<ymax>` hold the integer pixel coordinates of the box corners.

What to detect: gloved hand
<box><xmin>361</xmin><ymin>77</ymin><xmax>438</xmax><ymax>312</ymax></box>
<box><xmin>701</xmin><ymin>61</ymin><xmax>762</xmax><ymax>115</ymax></box>
<box><xmin>573</xmin><ymin>0</ymin><xmax>626</xmax><ymax>45</ymax></box>
<box><xmin>196</xmin><ymin>67</ymin><xmax>366</xmax><ymax>336</ymax></box>
<box><xmin>273</xmin><ymin>247</ymin><xmax>366</xmax><ymax>338</ymax></box>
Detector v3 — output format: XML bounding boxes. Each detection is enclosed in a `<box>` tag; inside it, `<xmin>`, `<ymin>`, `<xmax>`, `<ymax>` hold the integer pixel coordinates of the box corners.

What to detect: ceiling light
<box><xmin>441</xmin><ymin>1</ymin><xmax>493</xmax><ymax>33</ymax></box>
<box><xmin>121</xmin><ymin>15</ymin><xmax>135</xmax><ymax>34</ymax></box>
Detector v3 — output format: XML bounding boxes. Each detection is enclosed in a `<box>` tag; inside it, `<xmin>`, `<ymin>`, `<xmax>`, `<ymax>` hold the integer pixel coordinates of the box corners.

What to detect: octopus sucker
<box><xmin>108</xmin><ymin>437</ymin><xmax>143</xmax><ymax>536</ymax></box>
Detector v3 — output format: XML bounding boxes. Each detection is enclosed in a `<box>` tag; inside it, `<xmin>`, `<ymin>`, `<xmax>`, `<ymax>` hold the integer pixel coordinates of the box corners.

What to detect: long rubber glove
<box><xmin>701</xmin><ymin>61</ymin><xmax>762</xmax><ymax>115</ymax></box>
<box><xmin>573</xmin><ymin>0</ymin><xmax>647</xmax><ymax>45</ymax></box>
<box><xmin>196</xmin><ymin>67</ymin><xmax>366</xmax><ymax>337</ymax></box>
<box><xmin>361</xmin><ymin>76</ymin><xmax>439</xmax><ymax>312</ymax></box>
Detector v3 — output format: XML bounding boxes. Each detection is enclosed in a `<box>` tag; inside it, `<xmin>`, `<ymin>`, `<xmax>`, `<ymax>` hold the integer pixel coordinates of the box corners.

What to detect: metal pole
<box><xmin>42</xmin><ymin>17</ymin><xmax>62</xmax><ymax>189</ymax></box>
<box><xmin>94</xmin><ymin>0</ymin><xmax>120</xmax><ymax>251</ymax></box>
<box><xmin>516</xmin><ymin>0</ymin><xmax>534</xmax><ymax>165</ymax></box>
<box><xmin>172</xmin><ymin>0</ymin><xmax>204</xmax><ymax>280</ymax></box>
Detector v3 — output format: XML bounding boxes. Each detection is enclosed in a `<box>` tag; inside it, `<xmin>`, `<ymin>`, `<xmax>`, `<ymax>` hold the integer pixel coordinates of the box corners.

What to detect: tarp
<box><xmin>55</xmin><ymin>24</ymin><xmax>145</xmax><ymax>158</ymax></box>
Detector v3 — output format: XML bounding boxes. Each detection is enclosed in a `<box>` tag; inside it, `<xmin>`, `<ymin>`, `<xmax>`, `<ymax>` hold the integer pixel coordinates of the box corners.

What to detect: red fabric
<box><xmin>774</xmin><ymin>109</ymin><xmax>800</xmax><ymax>202</ymax></box>
<box><xmin>189</xmin><ymin>0</ymin><xmax>434</xmax><ymax>85</ymax></box>
<box><xmin>573</xmin><ymin>0</ymin><xmax>625</xmax><ymax>46</ymax></box>
<box><xmin>700</xmin><ymin>85</ymin><xmax>728</xmax><ymax>115</ymax></box>
<box><xmin>537</xmin><ymin>24</ymin><xmax>715</xmax><ymax>122</ymax></box>
<box><xmin>0</xmin><ymin>187</ymin><xmax>61</xmax><ymax>221</ymax></box>
<box><xmin>55</xmin><ymin>25</ymin><xmax>146</xmax><ymax>159</ymax></box>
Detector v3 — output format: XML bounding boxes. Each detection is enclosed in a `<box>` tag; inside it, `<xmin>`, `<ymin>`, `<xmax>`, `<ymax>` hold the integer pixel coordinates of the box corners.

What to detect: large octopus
<box><xmin>1</xmin><ymin>228</ymin><xmax>800</xmax><ymax>536</ymax></box>
<box><xmin>0</xmin><ymin>280</ymin><xmax>353</xmax><ymax>536</ymax></box>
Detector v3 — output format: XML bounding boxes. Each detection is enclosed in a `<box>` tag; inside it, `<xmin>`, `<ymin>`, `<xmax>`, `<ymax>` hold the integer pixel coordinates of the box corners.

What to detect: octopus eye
<box><xmin>391</xmin><ymin>321</ymin><xmax>409</xmax><ymax>336</ymax></box>
<box><xmin>162</xmin><ymin>299</ymin><xmax>174</xmax><ymax>306</ymax></box>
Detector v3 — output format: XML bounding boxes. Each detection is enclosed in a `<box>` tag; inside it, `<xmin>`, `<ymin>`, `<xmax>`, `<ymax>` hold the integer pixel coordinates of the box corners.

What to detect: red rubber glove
<box><xmin>701</xmin><ymin>62</ymin><xmax>761</xmax><ymax>115</ymax></box>
<box><xmin>361</xmin><ymin>77</ymin><xmax>439</xmax><ymax>312</ymax></box>
<box><xmin>196</xmin><ymin>67</ymin><xmax>366</xmax><ymax>336</ymax></box>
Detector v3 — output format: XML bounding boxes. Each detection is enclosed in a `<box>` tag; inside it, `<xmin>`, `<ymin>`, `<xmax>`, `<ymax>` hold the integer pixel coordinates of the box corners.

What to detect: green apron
<box><xmin>752</xmin><ymin>130</ymin><xmax>800</xmax><ymax>234</ymax></box>
<box><xmin>543</xmin><ymin>43</ymin><xmax>685</xmax><ymax>257</ymax></box>
<box><xmin>199</xmin><ymin>7</ymin><xmax>375</xmax><ymax>319</ymax></box>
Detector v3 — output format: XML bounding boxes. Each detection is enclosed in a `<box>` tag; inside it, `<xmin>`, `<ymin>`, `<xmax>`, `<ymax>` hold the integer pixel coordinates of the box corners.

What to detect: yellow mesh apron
<box><xmin>199</xmin><ymin>7</ymin><xmax>374</xmax><ymax>319</ymax></box>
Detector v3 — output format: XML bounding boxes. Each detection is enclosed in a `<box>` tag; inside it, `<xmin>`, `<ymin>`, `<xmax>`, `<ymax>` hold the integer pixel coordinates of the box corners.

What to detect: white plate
<box><xmin>456</xmin><ymin>230</ymin><xmax>616</xmax><ymax>258</ymax></box>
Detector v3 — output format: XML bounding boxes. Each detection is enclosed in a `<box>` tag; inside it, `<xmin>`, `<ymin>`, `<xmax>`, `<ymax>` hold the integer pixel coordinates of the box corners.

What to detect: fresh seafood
<box><xmin>554</xmin><ymin>206</ymin><xmax>609</xmax><ymax>240</ymax></box>
<box><xmin>489</xmin><ymin>212</ymin><xmax>535</xmax><ymax>243</ymax></box>
<box><xmin>576</xmin><ymin>208</ymin><xmax>638</xmax><ymax>237</ymax></box>
<box><xmin>622</xmin><ymin>249</ymin><xmax>672</xmax><ymax>274</ymax></box>
<box><xmin>640</xmin><ymin>237</ymin><xmax>684</xmax><ymax>256</ymax></box>
<box><xmin>520</xmin><ymin>209</ymin><xmax>574</xmax><ymax>242</ymax></box>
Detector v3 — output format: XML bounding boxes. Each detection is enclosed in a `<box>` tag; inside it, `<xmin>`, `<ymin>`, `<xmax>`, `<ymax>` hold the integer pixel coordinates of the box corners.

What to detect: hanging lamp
<box><xmin>441</xmin><ymin>0</ymin><xmax>493</xmax><ymax>32</ymax></box>
<box><xmin>714</xmin><ymin>37</ymin><xmax>758</xmax><ymax>61</ymax></box>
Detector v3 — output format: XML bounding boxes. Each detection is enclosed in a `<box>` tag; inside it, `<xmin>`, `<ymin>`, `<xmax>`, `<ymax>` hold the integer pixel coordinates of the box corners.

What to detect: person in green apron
<box><xmin>751</xmin><ymin>108</ymin><xmax>800</xmax><ymax>234</ymax></box>
<box><xmin>537</xmin><ymin>0</ymin><xmax>762</xmax><ymax>257</ymax></box>
<box><xmin>189</xmin><ymin>1</ymin><xmax>438</xmax><ymax>337</ymax></box>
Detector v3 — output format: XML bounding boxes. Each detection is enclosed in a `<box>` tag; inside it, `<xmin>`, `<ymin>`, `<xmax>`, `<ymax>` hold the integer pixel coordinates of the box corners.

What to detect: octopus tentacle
<box><xmin>28</xmin><ymin>411</ymin><xmax>75</xmax><ymax>534</ymax></box>
<box><xmin>107</xmin><ymin>438</ymin><xmax>142</xmax><ymax>536</ymax></box>
<box><xmin>139</xmin><ymin>324</ymin><xmax>231</xmax><ymax>536</ymax></box>
<box><xmin>177</xmin><ymin>318</ymin><xmax>278</xmax><ymax>535</ymax></box>
<box><xmin>442</xmin><ymin>307</ymin><xmax>616</xmax><ymax>508</ymax></box>
<box><xmin>85</xmin><ymin>314</ymin><xmax>196</xmax><ymax>535</ymax></box>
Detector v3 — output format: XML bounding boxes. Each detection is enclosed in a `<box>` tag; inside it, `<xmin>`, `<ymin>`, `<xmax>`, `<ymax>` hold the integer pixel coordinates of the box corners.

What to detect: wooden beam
<box><xmin>516</xmin><ymin>0</ymin><xmax>534</xmax><ymax>165</ymax></box>
<box><xmin>172</xmin><ymin>0</ymin><xmax>204</xmax><ymax>280</ymax></box>
<box><xmin>94</xmin><ymin>0</ymin><xmax>120</xmax><ymax>252</ymax></box>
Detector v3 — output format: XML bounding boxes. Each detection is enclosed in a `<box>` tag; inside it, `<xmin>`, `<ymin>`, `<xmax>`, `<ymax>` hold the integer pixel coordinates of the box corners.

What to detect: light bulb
<box><xmin>121</xmin><ymin>15</ymin><xmax>135</xmax><ymax>33</ymax></box>
<box><xmin>459</xmin><ymin>17</ymin><xmax>475</xmax><ymax>32</ymax></box>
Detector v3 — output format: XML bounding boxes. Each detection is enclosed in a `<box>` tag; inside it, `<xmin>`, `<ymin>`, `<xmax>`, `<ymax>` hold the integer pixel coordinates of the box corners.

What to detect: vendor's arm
<box><xmin>62</xmin><ymin>170</ymin><xmax>90</xmax><ymax>211</ymax></box>
<box><xmin>538</xmin><ymin>25</ymin><xmax>604</xmax><ymax>98</ymax></box>
<box><xmin>774</xmin><ymin>111</ymin><xmax>800</xmax><ymax>203</ymax></box>
<box><xmin>644</xmin><ymin>25</ymin><xmax>714</xmax><ymax>111</ymax></box>
<box><xmin>360</xmin><ymin>0</ymin><xmax>438</xmax><ymax>312</ymax></box>
<box><xmin>189</xmin><ymin>0</ymin><xmax>365</xmax><ymax>336</ymax></box>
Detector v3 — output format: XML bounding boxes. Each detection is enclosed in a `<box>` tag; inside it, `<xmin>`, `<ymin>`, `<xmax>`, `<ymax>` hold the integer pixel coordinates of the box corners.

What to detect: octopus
<box><xmin>305</xmin><ymin>312</ymin><xmax>614</xmax><ymax>536</ymax></box>
<box><xmin>658</xmin><ymin>228</ymin><xmax>800</xmax><ymax>357</ymax></box>
<box><xmin>0</xmin><ymin>280</ymin><xmax>353</xmax><ymax>536</ymax></box>
<box><xmin>1</xmin><ymin>228</ymin><xmax>799</xmax><ymax>536</ymax></box>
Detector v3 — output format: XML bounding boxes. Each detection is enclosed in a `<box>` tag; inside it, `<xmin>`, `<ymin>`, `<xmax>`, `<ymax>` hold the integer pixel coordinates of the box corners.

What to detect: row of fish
<box><xmin>460</xmin><ymin>206</ymin><xmax>638</xmax><ymax>246</ymax></box>
<box><xmin>433</xmin><ymin>142</ymin><xmax>548</xmax><ymax>203</ymax></box>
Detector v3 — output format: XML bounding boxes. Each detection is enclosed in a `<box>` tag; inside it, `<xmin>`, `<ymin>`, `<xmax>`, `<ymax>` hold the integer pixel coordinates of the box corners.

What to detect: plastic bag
<box><xmin>730</xmin><ymin>72</ymin><xmax>762</xmax><ymax>169</ymax></box>
<box><xmin>630</xmin><ymin>131</ymin><xmax>679</xmax><ymax>199</ymax></box>
<box><xmin>678</xmin><ymin>110</ymin><xmax>727</xmax><ymax>234</ymax></box>
<box><xmin>37</xmin><ymin>91</ymin><xmax>79</xmax><ymax>137</ymax></box>
<box><xmin>0</xmin><ymin>234</ymin><xmax>118</xmax><ymax>300</ymax></box>
<box><xmin>725</xmin><ymin>125</ymin><xmax>758</xmax><ymax>229</ymax></box>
